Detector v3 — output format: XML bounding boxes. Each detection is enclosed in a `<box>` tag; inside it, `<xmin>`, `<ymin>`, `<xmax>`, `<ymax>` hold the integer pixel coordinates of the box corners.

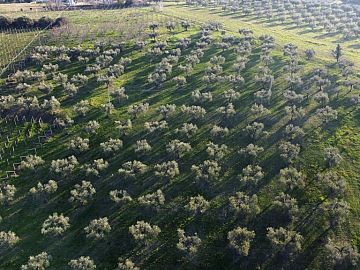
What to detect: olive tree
<box><xmin>244</xmin><ymin>122</ymin><xmax>264</xmax><ymax>140</ymax></box>
<box><xmin>69</xmin><ymin>181</ymin><xmax>96</xmax><ymax>206</ymax></box>
<box><xmin>217</xmin><ymin>103</ymin><xmax>236</xmax><ymax>119</ymax></box>
<box><xmin>314</xmin><ymin>92</ymin><xmax>329</xmax><ymax>107</ymax></box>
<box><xmin>315</xmin><ymin>106</ymin><xmax>338</xmax><ymax>124</ymax></box>
<box><xmin>180</xmin><ymin>105</ymin><xmax>206</xmax><ymax>120</ymax></box>
<box><xmin>110</xmin><ymin>190</ymin><xmax>133</xmax><ymax>204</ymax></box>
<box><xmin>110</xmin><ymin>87</ymin><xmax>128</xmax><ymax>103</ymax></box>
<box><xmin>128</xmin><ymin>103</ymin><xmax>149</xmax><ymax>119</ymax></box>
<box><xmin>240</xmin><ymin>165</ymin><xmax>264</xmax><ymax>187</ymax></box>
<box><xmin>266</xmin><ymin>227</ymin><xmax>303</xmax><ymax>259</ymax></box>
<box><xmin>115</xmin><ymin>259</ymin><xmax>139</xmax><ymax>270</ymax></box>
<box><xmin>85</xmin><ymin>159</ymin><xmax>109</xmax><ymax>176</ymax></box>
<box><xmin>50</xmin><ymin>156</ymin><xmax>78</xmax><ymax>177</ymax></box>
<box><xmin>173</xmin><ymin>76</ymin><xmax>187</xmax><ymax>89</ymax></box>
<box><xmin>324</xmin><ymin>147</ymin><xmax>342</xmax><ymax>167</ymax></box>
<box><xmin>0</xmin><ymin>184</ymin><xmax>16</xmax><ymax>205</ymax></box>
<box><xmin>285</xmin><ymin>105</ymin><xmax>305</xmax><ymax>122</ymax></box>
<box><xmin>323</xmin><ymin>198</ymin><xmax>350</xmax><ymax>229</ymax></box>
<box><xmin>148</xmin><ymin>72</ymin><xmax>166</xmax><ymax>87</ymax></box>
<box><xmin>181</xmin><ymin>20</ymin><xmax>191</xmax><ymax>31</ymax></box>
<box><xmin>210</xmin><ymin>125</ymin><xmax>229</xmax><ymax>138</ymax></box>
<box><xmin>119</xmin><ymin>161</ymin><xmax>148</xmax><ymax>179</ymax></box>
<box><xmin>192</xmin><ymin>90</ymin><xmax>213</xmax><ymax>104</ymax></box>
<box><xmin>101</xmin><ymin>101</ymin><xmax>115</xmax><ymax>116</ymax></box>
<box><xmin>144</xmin><ymin>121</ymin><xmax>168</xmax><ymax>133</ymax></box>
<box><xmin>68</xmin><ymin>137</ymin><xmax>89</xmax><ymax>153</ymax></box>
<box><xmin>115</xmin><ymin>119</ymin><xmax>133</xmax><ymax>136</ymax></box>
<box><xmin>175</xmin><ymin>123</ymin><xmax>198</xmax><ymax>138</ymax></box>
<box><xmin>229</xmin><ymin>192</ymin><xmax>260</xmax><ymax>218</ymax></box>
<box><xmin>149</xmin><ymin>22</ymin><xmax>159</xmax><ymax>32</ymax></box>
<box><xmin>129</xmin><ymin>221</ymin><xmax>161</xmax><ymax>245</ymax></box>
<box><xmin>41</xmin><ymin>213</ymin><xmax>70</xmax><ymax>236</ymax></box>
<box><xmin>0</xmin><ymin>231</ymin><xmax>20</xmax><ymax>251</ymax></box>
<box><xmin>177</xmin><ymin>229</ymin><xmax>201</xmax><ymax>258</ymax></box>
<box><xmin>279</xmin><ymin>141</ymin><xmax>300</xmax><ymax>164</ymax></box>
<box><xmin>134</xmin><ymin>140</ymin><xmax>152</xmax><ymax>155</ymax></box>
<box><xmin>223</xmin><ymin>89</ymin><xmax>241</xmax><ymax>102</ymax></box>
<box><xmin>283</xmin><ymin>90</ymin><xmax>304</xmax><ymax>105</ymax></box>
<box><xmin>20</xmin><ymin>155</ymin><xmax>45</xmax><ymax>171</ymax></box>
<box><xmin>279</xmin><ymin>167</ymin><xmax>306</xmax><ymax>190</ymax></box>
<box><xmin>158</xmin><ymin>104</ymin><xmax>176</xmax><ymax>119</ymax></box>
<box><xmin>138</xmin><ymin>189</ymin><xmax>165</xmax><ymax>211</ymax></box>
<box><xmin>84</xmin><ymin>217</ymin><xmax>111</xmax><ymax>240</ymax></box>
<box><xmin>325</xmin><ymin>237</ymin><xmax>359</xmax><ymax>268</ymax></box>
<box><xmin>227</xmin><ymin>227</ymin><xmax>255</xmax><ymax>256</ymax></box>
<box><xmin>68</xmin><ymin>256</ymin><xmax>96</xmax><ymax>270</ymax></box>
<box><xmin>191</xmin><ymin>160</ymin><xmax>221</xmax><ymax>182</ymax></box>
<box><xmin>206</xmin><ymin>142</ymin><xmax>228</xmax><ymax>161</ymax></box>
<box><xmin>166</xmin><ymin>21</ymin><xmax>176</xmax><ymax>32</ymax></box>
<box><xmin>318</xmin><ymin>171</ymin><xmax>346</xmax><ymax>199</ymax></box>
<box><xmin>74</xmin><ymin>100</ymin><xmax>90</xmax><ymax>116</ymax></box>
<box><xmin>284</xmin><ymin>124</ymin><xmax>305</xmax><ymax>142</ymax></box>
<box><xmin>21</xmin><ymin>252</ymin><xmax>51</xmax><ymax>270</ymax></box>
<box><xmin>63</xmin><ymin>82</ymin><xmax>79</xmax><ymax>97</ymax></box>
<box><xmin>239</xmin><ymin>144</ymin><xmax>264</xmax><ymax>159</ymax></box>
<box><xmin>154</xmin><ymin>161</ymin><xmax>180</xmax><ymax>179</ymax></box>
<box><xmin>273</xmin><ymin>193</ymin><xmax>299</xmax><ymax>221</ymax></box>
<box><xmin>332</xmin><ymin>44</ymin><xmax>342</xmax><ymax>63</ymax></box>
<box><xmin>186</xmin><ymin>195</ymin><xmax>210</xmax><ymax>215</ymax></box>
<box><xmin>305</xmin><ymin>48</ymin><xmax>316</xmax><ymax>60</ymax></box>
<box><xmin>166</xmin><ymin>140</ymin><xmax>192</xmax><ymax>159</ymax></box>
<box><xmin>100</xmin><ymin>138</ymin><xmax>123</xmax><ymax>155</ymax></box>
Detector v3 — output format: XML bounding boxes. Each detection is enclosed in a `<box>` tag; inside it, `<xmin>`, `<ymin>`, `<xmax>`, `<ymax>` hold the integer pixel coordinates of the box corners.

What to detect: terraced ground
<box><xmin>0</xmin><ymin>2</ymin><xmax>359</xmax><ymax>270</ymax></box>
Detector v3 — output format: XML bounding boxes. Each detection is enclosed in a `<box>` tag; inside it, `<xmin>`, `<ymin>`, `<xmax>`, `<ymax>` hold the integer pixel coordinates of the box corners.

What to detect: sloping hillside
<box><xmin>0</xmin><ymin>3</ymin><xmax>359</xmax><ymax>270</ymax></box>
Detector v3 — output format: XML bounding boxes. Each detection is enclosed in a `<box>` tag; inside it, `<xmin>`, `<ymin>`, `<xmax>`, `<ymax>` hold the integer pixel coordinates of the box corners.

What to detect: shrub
<box><xmin>12</xmin><ymin>16</ymin><xmax>34</xmax><ymax>29</ymax></box>
<box><xmin>35</xmin><ymin>17</ymin><xmax>54</xmax><ymax>29</ymax></box>
<box><xmin>0</xmin><ymin>16</ymin><xmax>12</xmax><ymax>29</ymax></box>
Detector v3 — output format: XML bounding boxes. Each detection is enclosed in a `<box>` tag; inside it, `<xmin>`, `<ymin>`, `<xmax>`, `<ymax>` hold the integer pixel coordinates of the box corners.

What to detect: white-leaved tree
<box><xmin>68</xmin><ymin>256</ymin><xmax>96</xmax><ymax>270</ymax></box>
<box><xmin>129</xmin><ymin>221</ymin><xmax>161</xmax><ymax>245</ymax></box>
<box><xmin>41</xmin><ymin>213</ymin><xmax>70</xmax><ymax>237</ymax></box>
<box><xmin>21</xmin><ymin>252</ymin><xmax>51</xmax><ymax>270</ymax></box>
<box><xmin>84</xmin><ymin>217</ymin><xmax>111</xmax><ymax>240</ymax></box>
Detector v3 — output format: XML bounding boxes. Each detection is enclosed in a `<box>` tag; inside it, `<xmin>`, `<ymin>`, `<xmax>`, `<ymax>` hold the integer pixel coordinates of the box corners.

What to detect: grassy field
<box><xmin>161</xmin><ymin>2</ymin><xmax>360</xmax><ymax>65</ymax></box>
<box><xmin>0</xmin><ymin>2</ymin><xmax>359</xmax><ymax>270</ymax></box>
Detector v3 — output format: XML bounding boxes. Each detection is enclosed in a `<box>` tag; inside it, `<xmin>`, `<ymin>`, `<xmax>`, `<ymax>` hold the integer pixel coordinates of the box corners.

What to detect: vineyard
<box><xmin>0</xmin><ymin>1</ymin><xmax>359</xmax><ymax>270</ymax></box>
